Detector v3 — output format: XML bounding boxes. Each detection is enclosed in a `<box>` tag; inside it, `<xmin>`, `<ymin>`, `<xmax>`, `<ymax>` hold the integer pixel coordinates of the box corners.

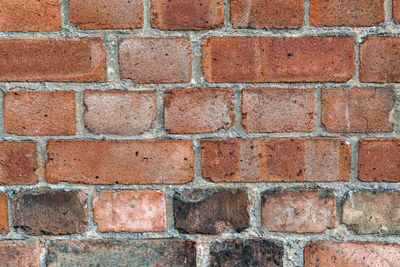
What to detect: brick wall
<box><xmin>0</xmin><ymin>0</ymin><xmax>400</xmax><ymax>266</ymax></box>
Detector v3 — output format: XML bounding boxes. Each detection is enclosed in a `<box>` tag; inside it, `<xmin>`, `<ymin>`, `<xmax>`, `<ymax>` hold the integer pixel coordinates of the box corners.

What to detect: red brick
<box><xmin>0</xmin><ymin>38</ymin><xmax>107</xmax><ymax>82</ymax></box>
<box><xmin>70</xmin><ymin>0</ymin><xmax>143</xmax><ymax>30</ymax></box>
<box><xmin>394</xmin><ymin>0</ymin><xmax>400</xmax><ymax>23</ymax></box>
<box><xmin>84</xmin><ymin>91</ymin><xmax>156</xmax><ymax>135</ymax></box>
<box><xmin>0</xmin><ymin>240</ymin><xmax>43</xmax><ymax>267</ymax></box>
<box><xmin>0</xmin><ymin>142</ymin><xmax>38</xmax><ymax>185</ymax></box>
<box><xmin>46</xmin><ymin>140</ymin><xmax>194</xmax><ymax>184</ymax></box>
<box><xmin>201</xmin><ymin>138</ymin><xmax>351</xmax><ymax>182</ymax></box>
<box><xmin>119</xmin><ymin>38</ymin><xmax>191</xmax><ymax>83</ymax></box>
<box><xmin>262</xmin><ymin>189</ymin><xmax>337</xmax><ymax>233</ymax></box>
<box><xmin>203</xmin><ymin>37</ymin><xmax>355</xmax><ymax>83</ymax></box>
<box><xmin>230</xmin><ymin>0</ymin><xmax>304</xmax><ymax>29</ymax></box>
<box><xmin>358</xmin><ymin>139</ymin><xmax>400</xmax><ymax>182</ymax></box>
<box><xmin>360</xmin><ymin>37</ymin><xmax>400</xmax><ymax>82</ymax></box>
<box><xmin>164</xmin><ymin>88</ymin><xmax>235</xmax><ymax>134</ymax></box>
<box><xmin>342</xmin><ymin>191</ymin><xmax>400</xmax><ymax>234</ymax></box>
<box><xmin>242</xmin><ymin>88</ymin><xmax>315</xmax><ymax>133</ymax></box>
<box><xmin>305</xmin><ymin>242</ymin><xmax>400</xmax><ymax>266</ymax></box>
<box><xmin>5</xmin><ymin>91</ymin><xmax>76</xmax><ymax>136</ymax></box>
<box><xmin>310</xmin><ymin>0</ymin><xmax>385</xmax><ymax>27</ymax></box>
<box><xmin>0</xmin><ymin>194</ymin><xmax>8</xmax><ymax>235</ymax></box>
<box><xmin>321</xmin><ymin>87</ymin><xmax>396</xmax><ymax>133</ymax></box>
<box><xmin>0</xmin><ymin>0</ymin><xmax>61</xmax><ymax>32</ymax></box>
<box><xmin>151</xmin><ymin>0</ymin><xmax>224</xmax><ymax>30</ymax></box>
<box><xmin>93</xmin><ymin>190</ymin><xmax>167</xmax><ymax>232</ymax></box>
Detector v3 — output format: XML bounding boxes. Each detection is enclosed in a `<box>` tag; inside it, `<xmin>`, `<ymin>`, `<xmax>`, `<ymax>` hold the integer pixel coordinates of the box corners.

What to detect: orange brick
<box><xmin>164</xmin><ymin>88</ymin><xmax>235</xmax><ymax>134</ymax></box>
<box><xmin>242</xmin><ymin>88</ymin><xmax>315</xmax><ymax>133</ymax></box>
<box><xmin>0</xmin><ymin>240</ymin><xmax>43</xmax><ymax>267</ymax></box>
<box><xmin>5</xmin><ymin>91</ymin><xmax>76</xmax><ymax>136</ymax></box>
<box><xmin>46</xmin><ymin>140</ymin><xmax>194</xmax><ymax>184</ymax></box>
<box><xmin>151</xmin><ymin>0</ymin><xmax>224</xmax><ymax>30</ymax></box>
<box><xmin>202</xmin><ymin>37</ymin><xmax>355</xmax><ymax>82</ymax></box>
<box><xmin>93</xmin><ymin>191</ymin><xmax>167</xmax><ymax>232</ymax></box>
<box><xmin>0</xmin><ymin>0</ymin><xmax>61</xmax><ymax>32</ymax></box>
<box><xmin>84</xmin><ymin>91</ymin><xmax>157</xmax><ymax>135</ymax></box>
<box><xmin>70</xmin><ymin>0</ymin><xmax>143</xmax><ymax>30</ymax></box>
<box><xmin>231</xmin><ymin>0</ymin><xmax>304</xmax><ymax>29</ymax></box>
<box><xmin>0</xmin><ymin>194</ymin><xmax>8</xmax><ymax>235</ymax></box>
<box><xmin>201</xmin><ymin>139</ymin><xmax>351</xmax><ymax>182</ymax></box>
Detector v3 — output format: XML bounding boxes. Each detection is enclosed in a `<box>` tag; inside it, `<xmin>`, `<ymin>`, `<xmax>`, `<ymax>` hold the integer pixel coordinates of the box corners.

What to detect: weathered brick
<box><xmin>47</xmin><ymin>239</ymin><xmax>196</xmax><ymax>267</ymax></box>
<box><xmin>360</xmin><ymin>37</ymin><xmax>400</xmax><ymax>82</ymax></box>
<box><xmin>262</xmin><ymin>189</ymin><xmax>337</xmax><ymax>233</ymax></box>
<box><xmin>242</xmin><ymin>88</ymin><xmax>315</xmax><ymax>133</ymax></box>
<box><xmin>210</xmin><ymin>239</ymin><xmax>284</xmax><ymax>267</ymax></box>
<box><xmin>305</xmin><ymin>241</ymin><xmax>400</xmax><ymax>266</ymax></box>
<box><xmin>70</xmin><ymin>0</ymin><xmax>143</xmax><ymax>30</ymax></box>
<box><xmin>93</xmin><ymin>190</ymin><xmax>166</xmax><ymax>232</ymax></box>
<box><xmin>322</xmin><ymin>87</ymin><xmax>396</xmax><ymax>133</ymax></box>
<box><xmin>46</xmin><ymin>140</ymin><xmax>194</xmax><ymax>184</ymax></box>
<box><xmin>202</xmin><ymin>37</ymin><xmax>355</xmax><ymax>83</ymax></box>
<box><xmin>164</xmin><ymin>88</ymin><xmax>235</xmax><ymax>134</ymax></box>
<box><xmin>0</xmin><ymin>38</ymin><xmax>107</xmax><ymax>82</ymax></box>
<box><xmin>4</xmin><ymin>91</ymin><xmax>76</xmax><ymax>136</ymax></box>
<box><xmin>0</xmin><ymin>0</ymin><xmax>61</xmax><ymax>32</ymax></box>
<box><xmin>151</xmin><ymin>0</ymin><xmax>224</xmax><ymax>30</ymax></box>
<box><xmin>0</xmin><ymin>194</ymin><xmax>8</xmax><ymax>235</ymax></box>
<box><xmin>310</xmin><ymin>0</ymin><xmax>385</xmax><ymax>26</ymax></box>
<box><xmin>0</xmin><ymin>142</ymin><xmax>38</xmax><ymax>185</ymax></box>
<box><xmin>12</xmin><ymin>191</ymin><xmax>88</xmax><ymax>235</ymax></box>
<box><xmin>84</xmin><ymin>91</ymin><xmax>156</xmax><ymax>135</ymax></box>
<box><xmin>230</xmin><ymin>0</ymin><xmax>304</xmax><ymax>29</ymax></box>
<box><xmin>358</xmin><ymin>139</ymin><xmax>400</xmax><ymax>182</ymax></box>
<box><xmin>201</xmin><ymin>139</ymin><xmax>351</xmax><ymax>182</ymax></box>
<box><xmin>342</xmin><ymin>190</ymin><xmax>400</xmax><ymax>234</ymax></box>
<box><xmin>119</xmin><ymin>38</ymin><xmax>191</xmax><ymax>83</ymax></box>
<box><xmin>174</xmin><ymin>189</ymin><xmax>249</xmax><ymax>234</ymax></box>
<box><xmin>394</xmin><ymin>0</ymin><xmax>400</xmax><ymax>23</ymax></box>
<box><xmin>0</xmin><ymin>240</ymin><xmax>43</xmax><ymax>267</ymax></box>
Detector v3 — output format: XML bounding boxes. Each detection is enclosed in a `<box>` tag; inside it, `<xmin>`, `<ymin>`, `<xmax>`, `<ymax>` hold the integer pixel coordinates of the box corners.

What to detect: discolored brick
<box><xmin>202</xmin><ymin>37</ymin><xmax>355</xmax><ymax>83</ymax></box>
<box><xmin>46</xmin><ymin>140</ymin><xmax>194</xmax><ymax>184</ymax></box>
<box><xmin>305</xmin><ymin>241</ymin><xmax>400</xmax><ymax>266</ymax></box>
<box><xmin>70</xmin><ymin>0</ymin><xmax>143</xmax><ymax>30</ymax></box>
<box><xmin>231</xmin><ymin>0</ymin><xmax>304</xmax><ymax>29</ymax></box>
<box><xmin>262</xmin><ymin>189</ymin><xmax>337</xmax><ymax>233</ymax></box>
<box><xmin>358</xmin><ymin>139</ymin><xmax>400</xmax><ymax>182</ymax></box>
<box><xmin>12</xmin><ymin>191</ymin><xmax>88</xmax><ymax>235</ymax></box>
<box><xmin>174</xmin><ymin>189</ymin><xmax>249</xmax><ymax>234</ymax></box>
<box><xmin>4</xmin><ymin>91</ymin><xmax>76</xmax><ymax>136</ymax></box>
<box><xmin>342</xmin><ymin>190</ymin><xmax>400</xmax><ymax>234</ymax></box>
<box><xmin>0</xmin><ymin>0</ymin><xmax>61</xmax><ymax>32</ymax></box>
<box><xmin>0</xmin><ymin>240</ymin><xmax>43</xmax><ymax>267</ymax></box>
<box><xmin>84</xmin><ymin>91</ymin><xmax>157</xmax><ymax>135</ymax></box>
<box><xmin>242</xmin><ymin>88</ymin><xmax>315</xmax><ymax>133</ymax></box>
<box><xmin>119</xmin><ymin>38</ymin><xmax>192</xmax><ymax>83</ymax></box>
<box><xmin>310</xmin><ymin>0</ymin><xmax>385</xmax><ymax>27</ymax></box>
<box><xmin>210</xmin><ymin>239</ymin><xmax>284</xmax><ymax>267</ymax></box>
<box><xmin>164</xmin><ymin>88</ymin><xmax>235</xmax><ymax>134</ymax></box>
<box><xmin>0</xmin><ymin>38</ymin><xmax>107</xmax><ymax>82</ymax></box>
<box><xmin>93</xmin><ymin>190</ymin><xmax>167</xmax><ymax>232</ymax></box>
<box><xmin>151</xmin><ymin>0</ymin><xmax>224</xmax><ymax>30</ymax></box>
<box><xmin>0</xmin><ymin>194</ymin><xmax>8</xmax><ymax>235</ymax></box>
<box><xmin>47</xmin><ymin>239</ymin><xmax>196</xmax><ymax>267</ymax></box>
<box><xmin>201</xmin><ymin>139</ymin><xmax>351</xmax><ymax>182</ymax></box>
<box><xmin>322</xmin><ymin>87</ymin><xmax>396</xmax><ymax>133</ymax></box>
<box><xmin>0</xmin><ymin>142</ymin><xmax>38</xmax><ymax>185</ymax></box>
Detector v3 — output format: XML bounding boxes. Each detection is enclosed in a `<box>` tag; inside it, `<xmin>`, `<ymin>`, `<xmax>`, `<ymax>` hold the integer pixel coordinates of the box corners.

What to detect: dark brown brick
<box><xmin>174</xmin><ymin>189</ymin><xmax>249</xmax><ymax>234</ymax></box>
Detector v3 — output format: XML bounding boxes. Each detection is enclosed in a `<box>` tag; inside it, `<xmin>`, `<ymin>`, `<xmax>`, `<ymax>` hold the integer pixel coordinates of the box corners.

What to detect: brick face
<box><xmin>0</xmin><ymin>240</ymin><xmax>43</xmax><ymax>267</ymax></box>
<box><xmin>203</xmin><ymin>37</ymin><xmax>355</xmax><ymax>82</ymax></box>
<box><xmin>0</xmin><ymin>194</ymin><xmax>8</xmax><ymax>235</ymax></box>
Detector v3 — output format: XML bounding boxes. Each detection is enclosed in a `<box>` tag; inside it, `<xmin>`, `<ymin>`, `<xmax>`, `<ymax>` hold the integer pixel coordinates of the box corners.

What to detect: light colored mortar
<box><xmin>0</xmin><ymin>0</ymin><xmax>400</xmax><ymax>267</ymax></box>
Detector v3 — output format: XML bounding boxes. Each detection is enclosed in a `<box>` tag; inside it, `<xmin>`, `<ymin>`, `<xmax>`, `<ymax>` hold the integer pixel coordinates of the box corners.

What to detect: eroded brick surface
<box><xmin>0</xmin><ymin>240</ymin><xmax>43</xmax><ymax>267</ymax></box>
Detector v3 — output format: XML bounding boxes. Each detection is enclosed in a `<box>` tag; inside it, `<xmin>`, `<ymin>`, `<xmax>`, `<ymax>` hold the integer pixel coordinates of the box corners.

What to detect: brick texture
<box><xmin>93</xmin><ymin>190</ymin><xmax>167</xmax><ymax>232</ymax></box>
<box><xmin>151</xmin><ymin>0</ymin><xmax>224</xmax><ymax>30</ymax></box>
<box><xmin>394</xmin><ymin>0</ymin><xmax>400</xmax><ymax>23</ymax></box>
<box><xmin>46</xmin><ymin>140</ymin><xmax>194</xmax><ymax>184</ymax></box>
<box><xmin>202</xmin><ymin>139</ymin><xmax>351</xmax><ymax>182</ymax></box>
<box><xmin>202</xmin><ymin>37</ymin><xmax>355</xmax><ymax>82</ymax></box>
<box><xmin>164</xmin><ymin>88</ymin><xmax>235</xmax><ymax>134</ymax></box>
<box><xmin>0</xmin><ymin>240</ymin><xmax>43</xmax><ymax>267</ymax></box>
<box><xmin>0</xmin><ymin>194</ymin><xmax>8</xmax><ymax>235</ymax></box>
